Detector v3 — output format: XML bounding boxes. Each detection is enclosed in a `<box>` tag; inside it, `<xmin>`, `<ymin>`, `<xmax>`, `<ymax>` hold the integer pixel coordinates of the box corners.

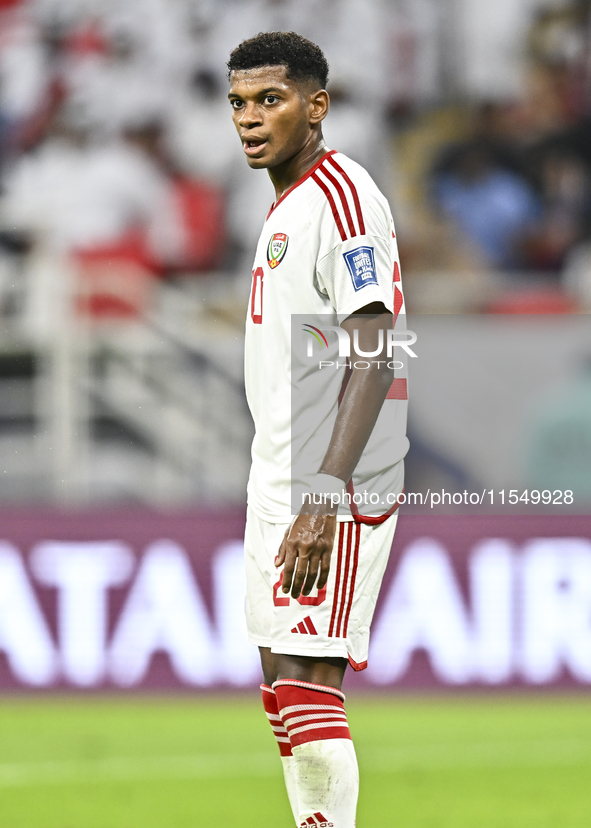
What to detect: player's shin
<box><xmin>261</xmin><ymin>684</ymin><xmax>299</xmax><ymax>821</ymax></box>
<box><xmin>273</xmin><ymin>679</ymin><xmax>359</xmax><ymax>828</ymax></box>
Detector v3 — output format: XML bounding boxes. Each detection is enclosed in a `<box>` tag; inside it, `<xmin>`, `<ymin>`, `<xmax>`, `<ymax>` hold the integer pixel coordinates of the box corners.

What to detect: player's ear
<box><xmin>309</xmin><ymin>89</ymin><xmax>329</xmax><ymax>125</ymax></box>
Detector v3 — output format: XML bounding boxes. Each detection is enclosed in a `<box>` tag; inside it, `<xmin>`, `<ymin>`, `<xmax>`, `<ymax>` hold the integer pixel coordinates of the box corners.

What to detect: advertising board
<box><xmin>0</xmin><ymin>511</ymin><xmax>589</xmax><ymax>690</ymax></box>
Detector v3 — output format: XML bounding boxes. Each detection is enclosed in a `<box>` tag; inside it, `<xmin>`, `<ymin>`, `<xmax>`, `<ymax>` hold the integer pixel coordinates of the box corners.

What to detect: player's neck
<box><xmin>268</xmin><ymin>137</ymin><xmax>329</xmax><ymax>202</ymax></box>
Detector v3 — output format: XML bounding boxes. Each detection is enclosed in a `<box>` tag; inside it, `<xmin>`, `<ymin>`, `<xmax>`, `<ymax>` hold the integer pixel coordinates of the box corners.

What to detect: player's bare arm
<box><xmin>277</xmin><ymin>303</ymin><xmax>393</xmax><ymax>599</ymax></box>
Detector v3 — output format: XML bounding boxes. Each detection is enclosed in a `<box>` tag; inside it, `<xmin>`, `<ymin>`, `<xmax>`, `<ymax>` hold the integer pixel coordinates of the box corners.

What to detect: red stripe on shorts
<box><xmin>343</xmin><ymin>523</ymin><xmax>361</xmax><ymax>637</ymax></box>
<box><xmin>335</xmin><ymin>523</ymin><xmax>354</xmax><ymax>637</ymax></box>
<box><xmin>328</xmin><ymin>523</ymin><xmax>345</xmax><ymax>638</ymax></box>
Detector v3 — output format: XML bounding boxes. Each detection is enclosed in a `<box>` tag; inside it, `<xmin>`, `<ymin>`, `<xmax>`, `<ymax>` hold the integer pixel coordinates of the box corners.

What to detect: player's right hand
<box><xmin>275</xmin><ymin>511</ymin><xmax>336</xmax><ymax>600</ymax></box>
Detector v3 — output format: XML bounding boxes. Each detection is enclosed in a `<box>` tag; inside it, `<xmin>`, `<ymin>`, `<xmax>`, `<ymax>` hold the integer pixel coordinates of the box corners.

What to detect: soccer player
<box><xmin>228</xmin><ymin>32</ymin><xmax>408</xmax><ymax>828</ymax></box>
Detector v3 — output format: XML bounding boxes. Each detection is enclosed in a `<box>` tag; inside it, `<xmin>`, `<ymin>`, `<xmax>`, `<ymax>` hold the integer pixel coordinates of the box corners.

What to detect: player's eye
<box><xmin>264</xmin><ymin>95</ymin><xmax>279</xmax><ymax>104</ymax></box>
<box><xmin>230</xmin><ymin>99</ymin><xmax>243</xmax><ymax>109</ymax></box>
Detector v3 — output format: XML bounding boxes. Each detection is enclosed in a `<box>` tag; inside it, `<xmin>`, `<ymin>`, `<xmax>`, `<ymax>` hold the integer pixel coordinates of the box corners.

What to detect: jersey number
<box><xmin>250</xmin><ymin>267</ymin><xmax>264</xmax><ymax>324</ymax></box>
<box><xmin>273</xmin><ymin>572</ymin><xmax>327</xmax><ymax>607</ymax></box>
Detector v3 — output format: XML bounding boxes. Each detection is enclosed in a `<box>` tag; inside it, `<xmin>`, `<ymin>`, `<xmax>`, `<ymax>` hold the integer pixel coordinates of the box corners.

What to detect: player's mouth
<box><xmin>243</xmin><ymin>138</ymin><xmax>268</xmax><ymax>156</ymax></box>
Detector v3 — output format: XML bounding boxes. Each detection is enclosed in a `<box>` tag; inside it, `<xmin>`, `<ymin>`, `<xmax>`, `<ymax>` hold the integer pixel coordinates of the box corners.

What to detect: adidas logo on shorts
<box><xmin>291</xmin><ymin>616</ymin><xmax>318</xmax><ymax>635</ymax></box>
<box><xmin>300</xmin><ymin>813</ymin><xmax>334</xmax><ymax>827</ymax></box>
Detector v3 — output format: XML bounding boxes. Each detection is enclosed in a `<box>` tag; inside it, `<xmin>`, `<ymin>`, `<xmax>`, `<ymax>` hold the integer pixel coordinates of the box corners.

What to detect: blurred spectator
<box><xmin>165</xmin><ymin>68</ymin><xmax>240</xmax><ymax>186</ymax></box>
<box><xmin>65</xmin><ymin>27</ymin><xmax>169</xmax><ymax>136</ymax></box>
<box><xmin>298</xmin><ymin>0</ymin><xmax>388</xmax><ymax>112</ymax></box>
<box><xmin>430</xmin><ymin>37</ymin><xmax>591</xmax><ymax>274</ymax></box>
<box><xmin>0</xmin><ymin>107</ymin><xmax>182</xmax><ymax>263</ymax></box>
<box><xmin>125</xmin><ymin>119</ymin><xmax>226</xmax><ymax>273</ymax></box>
<box><xmin>321</xmin><ymin>88</ymin><xmax>385</xmax><ymax>180</ymax></box>
<box><xmin>0</xmin><ymin>6</ymin><xmax>47</xmax><ymax>124</ymax></box>
<box><xmin>432</xmin><ymin>141</ymin><xmax>540</xmax><ymax>269</ymax></box>
<box><xmin>521</xmin><ymin>149</ymin><xmax>591</xmax><ymax>272</ymax></box>
<box><xmin>528</xmin><ymin>0</ymin><xmax>591</xmax><ymax>123</ymax></box>
<box><xmin>386</xmin><ymin>0</ymin><xmax>444</xmax><ymax>115</ymax></box>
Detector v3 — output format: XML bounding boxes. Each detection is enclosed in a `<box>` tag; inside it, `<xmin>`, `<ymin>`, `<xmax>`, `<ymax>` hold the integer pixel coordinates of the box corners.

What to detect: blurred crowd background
<box><xmin>0</xmin><ymin>0</ymin><xmax>589</xmax><ymax>508</ymax></box>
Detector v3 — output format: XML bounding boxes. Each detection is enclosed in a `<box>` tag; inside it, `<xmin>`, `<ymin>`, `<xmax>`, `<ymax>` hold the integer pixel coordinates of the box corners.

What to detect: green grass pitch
<box><xmin>0</xmin><ymin>694</ymin><xmax>590</xmax><ymax>827</ymax></box>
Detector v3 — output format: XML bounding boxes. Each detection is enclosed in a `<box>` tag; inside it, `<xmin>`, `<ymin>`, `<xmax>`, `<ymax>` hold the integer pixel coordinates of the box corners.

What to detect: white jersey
<box><xmin>244</xmin><ymin>150</ymin><xmax>409</xmax><ymax>522</ymax></box>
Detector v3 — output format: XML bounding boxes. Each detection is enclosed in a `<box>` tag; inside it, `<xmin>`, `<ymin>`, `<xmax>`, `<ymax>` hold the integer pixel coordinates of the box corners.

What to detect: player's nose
<box><xmin>238</xmin><ymin>102</ymin><xmax>263</xmax><ymax>128</ymax></box>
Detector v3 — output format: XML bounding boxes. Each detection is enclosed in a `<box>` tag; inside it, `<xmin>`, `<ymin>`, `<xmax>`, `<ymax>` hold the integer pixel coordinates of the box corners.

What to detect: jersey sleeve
<box><xmin>314</xmin><ymin>168</ymin><xmax>395</xmax><ymax>318</ymax></box>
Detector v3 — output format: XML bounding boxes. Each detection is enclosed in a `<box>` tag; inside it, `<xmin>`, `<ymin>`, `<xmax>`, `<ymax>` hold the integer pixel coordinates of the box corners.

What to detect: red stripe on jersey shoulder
<box><xmin>312</xmin><ymin>172</ymin><xmax>347</xmax><ymax>241</ymax></box>
<box><xmin>266</xmin><ymin>149</ymin><xmax>337</xmax><ymax>219</ymax></box>
<box><xmin>386</xmin><ymin>378</ymin><xmax>408</xmax><ymax>400</ymax></box>
<box><xmin>326</xmin><ymin>155</ymin><xmax>366</xmax><ymax>234</ymax></box>
<box><xmin>316</xmin><ymin>164</ymin><xmax>357</xmax><ymax>238</ymax></box>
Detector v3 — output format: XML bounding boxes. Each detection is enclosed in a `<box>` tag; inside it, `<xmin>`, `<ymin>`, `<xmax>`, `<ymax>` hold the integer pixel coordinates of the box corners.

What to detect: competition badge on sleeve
<box><xmin>267</xmin><ymin>233</ymin><xmax>289</xmax><ymax>268</ymax></box>
<box><xmin>343</xmin><ymin>246</ymin><xmax>378</xmax><ymax>290</ymax></box>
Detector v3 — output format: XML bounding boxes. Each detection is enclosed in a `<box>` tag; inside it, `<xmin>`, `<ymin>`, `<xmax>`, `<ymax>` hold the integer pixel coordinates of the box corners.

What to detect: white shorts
<box><xmin>244</xmin><ymin>506</ymin><xmax>398</xmax><ymax>671</ymax></box>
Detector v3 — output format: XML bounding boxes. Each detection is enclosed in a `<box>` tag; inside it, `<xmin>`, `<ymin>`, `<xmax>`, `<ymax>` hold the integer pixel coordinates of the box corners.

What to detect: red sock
<box><xmin>261</xmin><ymin>683</ymin><xmax>292</xmax><ymax>757</ymax></box>
<box><xmin>272</xmin><ymin>679</ymin><xmax>351</xmax><ymax>748</ymax></box>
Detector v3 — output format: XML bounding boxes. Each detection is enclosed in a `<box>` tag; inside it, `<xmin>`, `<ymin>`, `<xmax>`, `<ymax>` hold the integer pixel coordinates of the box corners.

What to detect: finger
<box><xmin>290</xmin><ymin>552</ymin><xmax>310</xmax><ymax>599</ymax></box>
<box><xmin>275</xmin><ymin>529</ymin><xmax>289</xmax><ymax>568</ymax></box>
<box><xmin>316</xmin><ymin>547</ymin><xmax>333</xmax><ymax>590</ymax></box>
<box><xmin>301</xmin><ymin>558</ymin><xmax>320</xmax><ymax>596</ymax></box>
<box><xmin>301</xmin><ymin>570</ymin><xmax>318</xmax><ymax>597</ymax></box>
<box><xmin>281</xmin><ymin>538</ymin><xmax>298</xmax><ymax>593</ymax></box>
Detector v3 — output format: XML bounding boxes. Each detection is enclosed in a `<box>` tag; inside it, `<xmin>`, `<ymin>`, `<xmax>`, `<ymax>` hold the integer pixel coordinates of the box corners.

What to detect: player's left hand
<box><xmin>276</xmin><ymin>511</ymin><xmax>337</xmax><ymax>600</ymax></box>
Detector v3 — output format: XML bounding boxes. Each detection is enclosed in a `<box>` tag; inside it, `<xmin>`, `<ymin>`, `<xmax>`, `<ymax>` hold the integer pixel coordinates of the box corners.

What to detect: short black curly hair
<box><xmin>227</xmin><ymin>31</ymin><xmax>328</xmax><ymax>89</ymax></box>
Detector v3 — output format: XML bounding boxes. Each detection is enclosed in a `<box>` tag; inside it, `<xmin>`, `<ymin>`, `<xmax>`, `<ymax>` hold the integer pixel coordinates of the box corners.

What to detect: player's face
<box><xmin>228</xmin><ymin>65</ymin><xmax>322</xmax><ymax>169</ymax></box>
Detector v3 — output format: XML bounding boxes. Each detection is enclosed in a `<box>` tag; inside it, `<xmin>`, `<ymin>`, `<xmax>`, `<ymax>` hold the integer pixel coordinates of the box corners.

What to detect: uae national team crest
<box><xmin>267</xmin><ymin>233</ymin><xmax>289</xmax><ymax>268</ymax></box>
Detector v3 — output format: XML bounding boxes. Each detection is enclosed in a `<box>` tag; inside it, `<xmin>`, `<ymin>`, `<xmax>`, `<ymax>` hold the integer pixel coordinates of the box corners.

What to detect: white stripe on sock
<box><xmin>279</xmin><ymin>704</ymin><xmax>343</xmax><ymax>716</ymax></box>
<box><xmin>288</xmin><ymin>721</ymin><xmax>350</xmax><ymax>738</ymax></box>
<box><xmin>271</xmin><ymin>725</ymin><xmax>289</xmax><ymax>735</ymax></box>
<box><xmin>284</xmin><ymin>712</ymin><xmax>348</xmax><ymax>728</ymax></box>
